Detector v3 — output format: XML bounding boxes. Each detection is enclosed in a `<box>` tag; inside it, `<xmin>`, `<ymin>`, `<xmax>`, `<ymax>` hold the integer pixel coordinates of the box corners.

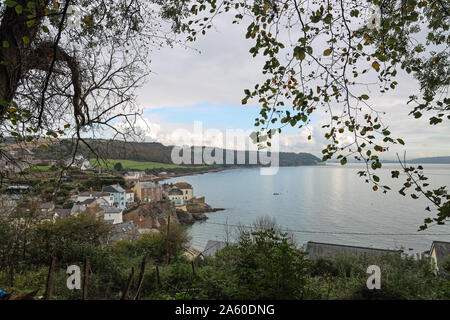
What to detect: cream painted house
<box><xmin>174</xmin><ymin>182</ymin><xmax>194</xmax><ymax>201</ymax></box>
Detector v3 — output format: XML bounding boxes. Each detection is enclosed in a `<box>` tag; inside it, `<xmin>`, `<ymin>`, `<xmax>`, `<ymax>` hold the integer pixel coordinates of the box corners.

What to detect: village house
<box><xmin>79</xmin><ymin>197</ymin><xmax>111</xmax><ymax>208</ymax></box>
<box><xmin>6</xmin><ymin>185</ymin><xmax>33</xmax><ymax>194</ymax></box>
<box><xmin>429</xmin><ymin>241</ymin><xmax>450</xmax><ymax>274</ymax></box>
<box><xmin>102</xmin><ymin>206</ymin><xmax>123</xmax><ymax>224</ymax></box>
<box><xmin>70</xmin><ymin>154</ymin><xmax>93</xmax><ymax>171</ymax></box>
<box><xmin>174</xmin><ymin>182</ymin><xmax>194</xmax><ymax>201</ymax></box>
<box><xmin>132</xmin><ymin>181</ymin><xmax>162</xmax><ymax>202</ymax></box>
<box><xmin>167</xmin><ymin>187</ymin><xmax>184</xmax><ymax>205</ymax></box>
<box><xmin>123</xmin><ymin>171</ymin><xmax>145</xmax><ymax>181</ymax></box>
<box><xmin>74</xmin><ymin>191</ymin><xmax>114</xmax><ymax>206</ymax></box>
<box><xmin>158</xmin><ymin>171</ymin><xmax>168</xmax><ymax>179</ymax></box>
<box><xmin>53</xmin><ymin>208</ymin><xmax>71</xmax><ymax>220</ymax></box>
<box><xmin>108</xmin><ymin>221</ymin><xmax>140</xmax><ymax>244</ymax></box>
<box><xmin>125</xmin><ymin>189</ymin><xmax>135</xmax><ymax>204</ymax></box>
<box><xmin>102</xmin><ymin>184</ymin><xmax>127</xmax><ymax>210</ymax></box>
<box><xmin>39</xmin><ymin>202</ymin><xmax>55</xmax><ymax>214</ymax></box>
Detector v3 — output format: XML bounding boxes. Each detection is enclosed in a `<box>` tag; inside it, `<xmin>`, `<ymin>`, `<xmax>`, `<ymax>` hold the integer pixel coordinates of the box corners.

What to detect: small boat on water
<box><xmin>273</xmin><ymin>193</ymin><xmax>280</xmax><ymax>195</ymax></box>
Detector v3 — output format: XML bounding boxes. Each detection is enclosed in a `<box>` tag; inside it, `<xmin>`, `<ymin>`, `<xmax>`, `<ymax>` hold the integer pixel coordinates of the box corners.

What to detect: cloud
<box><xmin>133</xmin><ymin>14</ymin><xmax>449</xmax><ymax>159</ymax></box>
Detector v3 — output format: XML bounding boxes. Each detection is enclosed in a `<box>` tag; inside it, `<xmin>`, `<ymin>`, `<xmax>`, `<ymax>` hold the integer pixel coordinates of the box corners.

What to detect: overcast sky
<box><xmin>133</xmin><ymin>14</ymin><xmax>450</xmax><ymax>160</ymax></box>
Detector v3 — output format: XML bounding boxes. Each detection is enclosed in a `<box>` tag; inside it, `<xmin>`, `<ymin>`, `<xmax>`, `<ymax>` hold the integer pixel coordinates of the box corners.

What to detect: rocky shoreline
<box><xmin>123</xmin><ymin>200</ymin><xmax>224</xmax><ymax>232</ymax></box>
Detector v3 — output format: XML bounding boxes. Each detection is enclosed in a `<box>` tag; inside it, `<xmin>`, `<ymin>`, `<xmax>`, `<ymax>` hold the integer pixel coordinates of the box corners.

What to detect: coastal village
<box><xmin>0</xmin><ymin>144</ymin><xmax>449</xmax><ymax>301</ymax></box>
<box><xmin>0</xmin><ymin>146</ymin><xmax>224</xmax><ymax>256</ymax></box>
<box><xmin>0</xmin><ymin>146</ymin><xmax>449</xmax><ymax>271</ymax></box>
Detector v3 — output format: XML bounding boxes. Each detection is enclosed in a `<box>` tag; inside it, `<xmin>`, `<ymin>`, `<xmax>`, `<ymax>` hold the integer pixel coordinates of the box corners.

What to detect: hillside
<box><xmin>31</xmin><ymin>139</ymin><xmax>321</xmax><ymax>167</ymax></box>
<box><xmin>408</xmin><ymin>156</ymin><xmax>450</xmax><ymax>164</ymax></box>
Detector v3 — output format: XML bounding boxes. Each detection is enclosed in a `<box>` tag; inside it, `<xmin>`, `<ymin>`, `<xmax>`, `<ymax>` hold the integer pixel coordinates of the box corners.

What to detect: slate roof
<box><xmin>108</xmin><ymin>221</ymin><xmax>140</xmax><ymax>243</ymax></box>
<box><xmin>54</xmin><ymin>208</ymin><xmax>71</xmax><ymax>218</ymax></box>
<box><xmin>80</xmin><ymin>198</ymin><xmax>96</xmax><ymax>205</ymax></box>
<box><xmin>431</xmin><ymin>241</ymin><xmax>450</xmax><ymax>265</ymax></box>
<box><xmin>175</xmin><ymin>182</ymin><xmax>192</xmax><ymax>189</ymax></box>
<box><xmin>139</xmin><ymin>181</ymin><xmax>159</xmax><ymax>189</ymax></box>
<box><xmin>305</xmin><ymin>241</ymin><xmax>402</xmax><ymax>258</ymax></box>
<box><xmin>101</xmin><ymin>206</ymin><xmax>122</xmax><ymax>214</ymax></box>
<box><xmin>168</xmin><ymin>187</ymin><xmax>183</xmax><ymax>196</ymax></box>
<box><xmin>103</xmin><ymin>184</ymin><xmax>125</xmax><ymax>194</ymax></box>
<box><xmin>201</xmin><ymin>240</ymin><xmax>228</xmax><ymax>258</ymax></box>
<box><xmin>71</xmin><ymin>204</ymin><xmax>87</xmax><ymax>213</ymax></box>
<box><xmin>78</xmin><ymin>191</ymin><xmax>110</xmax><ymax>197</ymax></box>
<box><xmin>39</xmin><ymin>202</ymin><xmax>54</xmax><ymax>209</ymax></box>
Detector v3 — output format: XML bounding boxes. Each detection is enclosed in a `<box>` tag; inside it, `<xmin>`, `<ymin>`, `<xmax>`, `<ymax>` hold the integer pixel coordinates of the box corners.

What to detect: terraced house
<box><xmin>132</xmin><ymin>181</ymin><xmax>162</xmax><ymax>203</ymax></box>
<box><xmin>102</xmin><ymin>184</ymin><xmax>127</xmax><ymax>210</ymax></box>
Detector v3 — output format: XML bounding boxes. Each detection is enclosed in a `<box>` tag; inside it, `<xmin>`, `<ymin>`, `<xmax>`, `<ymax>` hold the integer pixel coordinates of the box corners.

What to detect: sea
<box><xmin>167</xmin><ymin>163</ymin><xmax>450</xmax><ymax>254</ymax></box>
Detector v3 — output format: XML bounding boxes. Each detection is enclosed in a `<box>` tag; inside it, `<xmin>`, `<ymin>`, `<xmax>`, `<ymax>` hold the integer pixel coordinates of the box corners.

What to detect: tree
<box><xmin>0</xmin><ymin>0</ymin><xmax>199</xmax><ymax>178</ymax></box>
<box><xmin>188</xmin><ymin>0</ymin><xmax>449</xmax><ymax>229</ymax></box>
<box><xmin>114</xmin><ymin>162</ymin><xmax>123</xmax><ymax>172</ymax></box>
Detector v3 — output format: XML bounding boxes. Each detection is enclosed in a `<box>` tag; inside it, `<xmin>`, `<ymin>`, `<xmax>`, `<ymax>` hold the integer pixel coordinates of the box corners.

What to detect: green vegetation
<box><xmin>24</xmin><ymin>165</ymin><xmax>52</xmax><ymax>173</ymax></box>
<box><xmin>90</xmin><ymin>159</ymin><xmax>200</xmax><ymax>171</ymax></box>
<box><xmin>1</xmin><ymin>212</ymin><xmax>448</xmax><ymax>300</ymax></box>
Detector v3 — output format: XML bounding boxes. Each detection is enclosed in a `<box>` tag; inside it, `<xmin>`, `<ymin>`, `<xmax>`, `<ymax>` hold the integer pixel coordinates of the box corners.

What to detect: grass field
<box><xmin>90</xmin><ymin>159</ymin><xmax>204</xmax><ymax>170</ymax></box>
<box><xmin>25</xmin><ymin>165</ymin><xmax>53</xmax><ymax>173</ymax></box>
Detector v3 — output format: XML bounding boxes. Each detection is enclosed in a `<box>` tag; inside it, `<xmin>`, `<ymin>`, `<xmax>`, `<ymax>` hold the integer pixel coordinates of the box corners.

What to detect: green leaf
<box><xmin>373</xmin><ymin>175</ymin><xmax>380</xmax><ymax>182</ymax></box>
<box><xmin>22</xmin><ymin>36</ymin><xmax>30</xmax><ymax>45</ymax></box>
<box><xmin>361</xmin><ymin>94</ymin><xmax>369</xmax><ymax>100</ymax></box>
<box><xmin>5</xmin><ymin>0</ymin><xmax>17</xmax><ymax>7</ymax></box>
<box><xmin>340</xmin><ymin>157</ymin><xmax>347</xmax><ymax>165</ymax></box>
<box><xmin>15</xmin><ymin>4</ymin><xmax>23</xmax><ymax>14</ymax></box>
<box><xmin>2</xmin><ymin>41</ymin><xmax>9</xmax><ymax>48</ymax></box>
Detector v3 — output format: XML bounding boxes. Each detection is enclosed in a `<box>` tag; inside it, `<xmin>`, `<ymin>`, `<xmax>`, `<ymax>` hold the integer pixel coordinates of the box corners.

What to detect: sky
<box><xmin>131</xmin><ymin>13</ymin><xmax>450</xmax><ymax>160</ymax></box>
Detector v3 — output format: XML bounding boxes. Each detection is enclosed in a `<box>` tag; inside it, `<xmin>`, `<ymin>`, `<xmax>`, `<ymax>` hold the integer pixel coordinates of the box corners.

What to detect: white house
<box><xmin>102</xmin><ymin>206</ymin><xmax>123</xmax><ymax>224</ymax></box>
<box><xmin>168</xmin><ymin>187</ymin><xmax>184</xmax><ymax>205</ymax></box>
<box><xmin>75</xmin><ymin>191</ymin><xmax>114</xmax><ymax>206</ymax></box>
<box><xmin>174</xmin><ymin>182</ymin><xmax>194</xmax><ymax>201</ymax></box>
<box><xmin>123</xmin><ymin>171</ymin><xmax>145</xmax><ymax>181</ymax></box>
<box><xmin>125</xmin><ymin>189</ymin><xmax>135</xmax><ymax>203</ymax></box>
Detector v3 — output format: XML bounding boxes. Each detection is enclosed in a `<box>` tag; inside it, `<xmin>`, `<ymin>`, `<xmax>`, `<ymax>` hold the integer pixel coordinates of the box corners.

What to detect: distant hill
<box><xmin>329</xmin><ymin>156</ymin><xmax>450</xmax><ymax>164</ymax></box>
<box><xmin>31</xmin><ymin>139</ymin><xmax>321</xmax><ymax>167</ymax></box>
<box><xmin>408</xmin><ymin>156</ymin><xmax>450</xmax><ymax>164</ymax></box>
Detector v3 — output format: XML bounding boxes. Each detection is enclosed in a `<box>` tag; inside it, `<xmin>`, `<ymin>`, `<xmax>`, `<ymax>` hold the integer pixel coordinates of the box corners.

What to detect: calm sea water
<box><xmin>167</xmin><ymin>164</ymin><xmax>450</xmax><ymax>253</ymax></box>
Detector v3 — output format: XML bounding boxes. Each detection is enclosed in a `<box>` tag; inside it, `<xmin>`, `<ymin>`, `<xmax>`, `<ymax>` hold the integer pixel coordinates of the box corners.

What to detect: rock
<box><xmin>192</xmin><ymin>212</ymin><xmax>208</xmax><ymax>221</ymax></box>
<box><xmin>176</xmin><ymin>210</ymin><xmax>195</xmax><ymax>224</ymax></box>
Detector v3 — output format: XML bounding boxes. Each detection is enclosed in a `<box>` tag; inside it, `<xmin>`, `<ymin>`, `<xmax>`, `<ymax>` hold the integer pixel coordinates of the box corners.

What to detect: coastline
<box><xmin>160</xmin><ymin>163</ymin><xmax>323</xmax><ymax>181</ymax></box>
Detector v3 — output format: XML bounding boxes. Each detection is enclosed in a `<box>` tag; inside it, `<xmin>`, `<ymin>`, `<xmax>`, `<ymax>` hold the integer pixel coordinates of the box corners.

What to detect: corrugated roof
<box><xmin>201</xmin><ymin>240</ymin><xmax>228</xmax><ymax>257</ymax></box>
<box><xmin>305</xmin><ymin>241</ymin><xmax>402</xmax><ymax>258</ymax></box>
